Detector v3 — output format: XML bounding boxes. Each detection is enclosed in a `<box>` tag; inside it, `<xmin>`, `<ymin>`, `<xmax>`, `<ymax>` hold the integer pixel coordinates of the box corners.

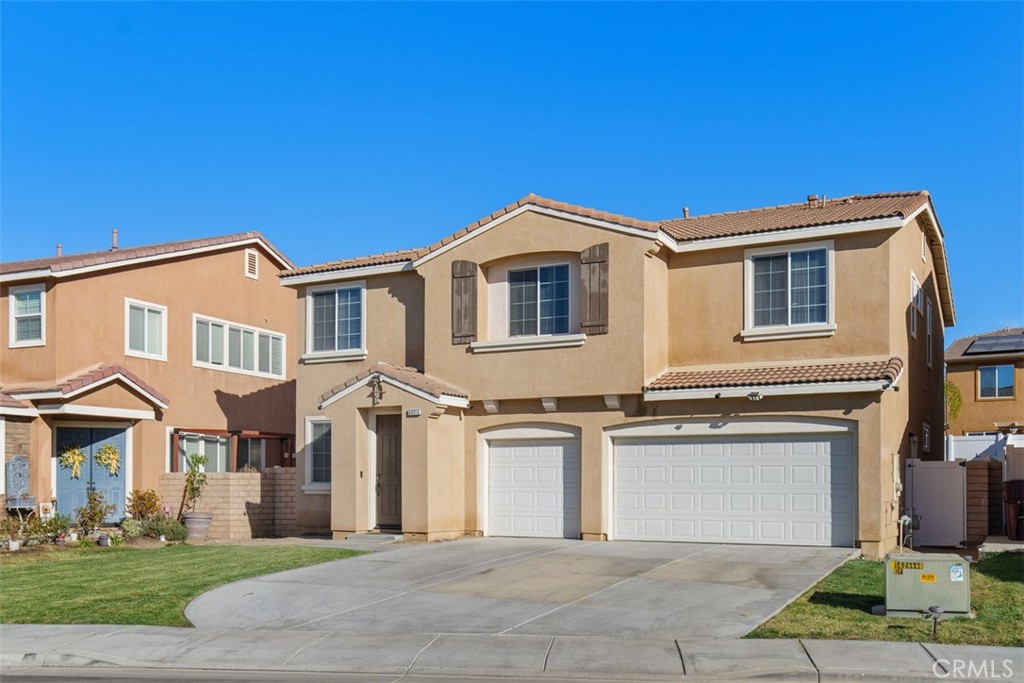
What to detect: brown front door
<box><xmin>376</xmin><ymin>414</ymin><xmax>402</xmax><ymax>529</ymax></box>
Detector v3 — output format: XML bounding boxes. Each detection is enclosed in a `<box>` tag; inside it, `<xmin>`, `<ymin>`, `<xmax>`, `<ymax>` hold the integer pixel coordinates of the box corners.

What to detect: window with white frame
<box><xmin>177</xmin><ymin>434</ymin><xmax>229</xmax><ymax>473</ymax></box>
<box><xmin>195</xmin><ymin>315</ymin><xmax>284</xmax><ymax>378</ymax></box>
<box><xmin>926</xmin><ymin>299</ymin><xmax>934</xmax><ymax>367</ymax></box>
<box><xmin>306</xmin><ymin>419</ymin><xmax>331</xmax><ymax>485</ymax></box>
<box><xmin>307</xmin><ymin>284</ymin><xmax>364</xmax><ymax>356</ymax></box>
<box><xmin>979</xmin><ymin>365</ymin><xmax>1014</xmax><ymax>399</ymax></box>
<box><xmin>9</xmin><ymin>285</ymin><xmax>45</xmax><ymax>347</ymax></box>
<box><xmin>922</xmin><ymin>423</ymin><xmax>931</xmax><ymax>453</ymax></box>
<box><xmin>125</xmin><ymin>298</ymin><xmax>166</xmax><ymax>360</ymax></box>
<box><xmin>744</xmin><ymin>242</ymin><xmax>833</xmax><ymax>337</ymax></box>
<box><xmin>909</xmin><ymin>274</ymin><xmax>922</xmax><ymax>338</ymax></box>
<box><xmin>508</xmin><ymin>264</ymin><xmax>570</xmax><ymax>336</ymax></box>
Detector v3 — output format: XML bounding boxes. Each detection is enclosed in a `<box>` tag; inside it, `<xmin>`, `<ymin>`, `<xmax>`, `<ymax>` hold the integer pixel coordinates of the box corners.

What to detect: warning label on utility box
<box><xmin>920</xmin><ymin>573</ymin><xmax>936</xmax><ymax>583</ymax></box>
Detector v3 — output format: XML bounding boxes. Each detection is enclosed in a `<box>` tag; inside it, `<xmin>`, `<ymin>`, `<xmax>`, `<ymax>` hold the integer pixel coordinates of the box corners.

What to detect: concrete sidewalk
<box><xmin>2</xmin><ymin>625</ymin><xmax>1021</xmax><ymax>682</ymax></box>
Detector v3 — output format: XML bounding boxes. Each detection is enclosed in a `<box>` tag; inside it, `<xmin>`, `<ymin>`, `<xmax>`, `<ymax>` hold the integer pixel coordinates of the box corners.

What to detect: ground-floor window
<box><xmin>177</xmin><ymin>434</ymin><xmax>229</xmax><ymax>472</ymax></box>
<box><xmin>237</xmin><ymin>438</ymin><xmax>264</xmax><ymax>471</ymax></box>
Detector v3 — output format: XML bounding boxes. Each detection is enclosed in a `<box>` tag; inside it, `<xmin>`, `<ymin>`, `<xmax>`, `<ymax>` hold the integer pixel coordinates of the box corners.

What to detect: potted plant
<box><xmin>3</xmin><ymin>516</ymin><xmax>22</xmax><ymax>551</ymax></box>
<box><xmin>179</xmin><ymin>453</ymin><xmax>212</xmax><ymax>539</ymax></box>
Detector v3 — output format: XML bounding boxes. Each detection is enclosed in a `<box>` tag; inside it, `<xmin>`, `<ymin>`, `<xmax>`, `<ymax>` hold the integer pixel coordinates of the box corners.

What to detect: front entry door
<box><xmin>375</xmin><ymin>415</ymin><xmax>402</xmax><ymax>529</ymax></box>
<box><xmin>55</xmin><ymin>426</ymin><xmax>127</xmax><ymax>523</ymax></box>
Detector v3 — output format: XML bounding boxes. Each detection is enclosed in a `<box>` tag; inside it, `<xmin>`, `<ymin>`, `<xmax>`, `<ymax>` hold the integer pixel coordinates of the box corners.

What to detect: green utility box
<box><xmin>884</xmin><ymin>553</ymin><xmax>971</xmax><ymax>618</ymax></box>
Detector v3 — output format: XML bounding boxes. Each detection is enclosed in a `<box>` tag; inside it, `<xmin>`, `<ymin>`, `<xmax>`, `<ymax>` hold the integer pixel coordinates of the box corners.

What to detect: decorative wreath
<box><xmin>94</xmin><ymin>444</ymin><xmax>120</xmax><ymax>476</ymax></box>
<box><xmin>59</xmin><ymin>446</ymin><xmax>86</xmax><ymax>479</ymax></box>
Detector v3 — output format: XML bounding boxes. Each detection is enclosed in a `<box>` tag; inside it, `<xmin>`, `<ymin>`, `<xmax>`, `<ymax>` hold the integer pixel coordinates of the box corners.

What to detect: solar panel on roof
<box><xmin>965</xmin><ymin>335</ymin><xmax>1024</xmax><ymax>354</ymax></box>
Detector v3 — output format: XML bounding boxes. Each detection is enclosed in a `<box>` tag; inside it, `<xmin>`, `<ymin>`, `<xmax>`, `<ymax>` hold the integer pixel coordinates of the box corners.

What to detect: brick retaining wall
<box><xmin>158</xmin><ymin>467</ymin><xmax>299</xmax><ymax>540</ymax></box>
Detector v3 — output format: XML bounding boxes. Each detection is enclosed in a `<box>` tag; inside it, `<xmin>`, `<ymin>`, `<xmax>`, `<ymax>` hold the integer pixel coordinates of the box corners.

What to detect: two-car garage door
<box><xmin>614</xmin><ymin>434</ymin><xmax>855</xmax><ymax>547</ymax></box>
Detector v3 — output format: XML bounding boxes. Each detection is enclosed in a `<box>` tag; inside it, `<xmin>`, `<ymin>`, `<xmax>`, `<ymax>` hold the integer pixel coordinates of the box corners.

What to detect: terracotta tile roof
<box><xmin>0</xmin><ymin>391</ymin><xmax>32</xmax><ymax>411</ymax></box>
<box><xmin>645</xmin><ymin>357</ymin><xmax>904</xmax><ymax>392</ymax></box>
<box><xmin>946</xmin><ymin>328</ymin><xmax>1024</xmax><ymax>361</ymax></box>
<box><xmin>319</xmin><ymin>362</ymin><xmax>469</xmax><ymax>406</ymax></box>
<box><xmin>660</xmin><ymin>192</ymin><xmax>930</xmax><ymax>242</ymax></box>
<box><xmin>282</xmin><ymin>194</ymin><xmax>661</xmax><ymax>278</ymax></box>
<box><xmin>1</xmin><ymin>231</ymin><xmax>293</xmax><ymax>277</ymax></box>
<box><xmin>7</xmin><ymin>364</ymin><xmax>170</xmax><ymax>408</ymax></box>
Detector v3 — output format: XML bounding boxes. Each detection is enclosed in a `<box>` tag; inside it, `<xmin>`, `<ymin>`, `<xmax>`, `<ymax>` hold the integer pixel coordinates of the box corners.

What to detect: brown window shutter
<box><xmin>580</xmin><ymin>243</ymin><xmax>609</xmax><ymax>335</ymax></box>
<box><xmin>451</xmin><ymin>260</ymin><xmax>478</xmax><ymax>344</ymax></box>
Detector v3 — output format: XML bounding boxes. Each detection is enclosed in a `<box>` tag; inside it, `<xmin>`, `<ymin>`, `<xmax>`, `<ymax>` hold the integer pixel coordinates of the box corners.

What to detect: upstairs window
<box><xmin>979</xmin><ymin>365</ymin><xmax>1014</xmax><ymax>399</ymax></box>
<box><xmin>195</xmin><ymin>315</ymin><xmax>284</xmax><ymax>378</ymax></box>
<box><xmin>125</xmin><ymin>298</ymin><xmax>166</xmax><ymax>360</ymax></box>
<box><xmin>508</xmin><ymin>264</ymin><xmax>569</xmax><ymax>336</ymax></box>
<box><xmin>744</xmin><ymin>242</ymin><xmax>834</xmax><ymax>338</ymax></box>
<box><xmin>9</xmin><ymin>285</ymin><xmax>45</xmax><ymax>347</ymax></box>
<box><xmin>926</xmin><ymin>300</ymin><xmax>934</xmax><ymax>367</ymax></box>
<box><xmin>307</xmin><ymin>284</ymin><xmax>364</xmax><ymax>355</ymax></box>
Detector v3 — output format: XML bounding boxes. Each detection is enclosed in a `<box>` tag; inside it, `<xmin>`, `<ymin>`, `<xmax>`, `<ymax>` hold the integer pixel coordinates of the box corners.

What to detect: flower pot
<box><xmin>7</xmin><ymin>540</ymin><xmax>20</xmax><ymax>552</ymax></box>
<box><xmin>182</xmin><ymin>512</ymin><xmax>213</xmax><ymax>540</ymax></box>
<box><xmin>68</xmin><ymin>531</ymin><xmax>79</xmax><ymax>542</ymax></box>
<box><xmin>97</xmin><ymin>534</ymin><xmax>111</xmax><ymax>547</ymax></box>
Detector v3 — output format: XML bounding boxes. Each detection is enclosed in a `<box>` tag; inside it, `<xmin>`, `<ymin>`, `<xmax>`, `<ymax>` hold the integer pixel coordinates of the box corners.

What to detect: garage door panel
<box><xmin>615</xmin><ymin>434</ymin><xmax>855</xmax><ymax>547</ymax></box>
<box><xmin>489</xmin><ymin>439</ymin><xmax>580</xmax><ymax>539</ymax></box>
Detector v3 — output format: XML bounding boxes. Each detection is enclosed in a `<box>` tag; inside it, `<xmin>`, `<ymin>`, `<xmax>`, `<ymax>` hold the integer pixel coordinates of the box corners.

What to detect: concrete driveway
<box><xmin>187</xmin><ymin>538</ymin><xmax>855</xmax><ymax>639</ymax></box>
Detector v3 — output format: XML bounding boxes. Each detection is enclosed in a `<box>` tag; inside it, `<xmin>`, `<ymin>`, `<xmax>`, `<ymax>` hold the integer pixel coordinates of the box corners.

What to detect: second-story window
<box><xmin>9</xmin><ymin>285</ymin><xmax>45</xmax><ymax>348</ymax></box>
<box><xmin>307</xmin><ymin>283</ymin><xmax>365</xmax><ymax>355</ymax></box>
<box><xmin>125</xmin><ymin>298</ymin><xmax>166</xmax><ymax>361</ymax></box>
<box><xmin>979</xmin><ymin>365</ymin><xmax>1014</xmax><ymax>399</ymax></box>
<box><xmin>195</xmin><ymin>315</ymin><xmax>284</xmax><ymax>378</ymax></box>
<box><xmin>508</xmin><ymin>264</ymin><xmax>570</xmax><ymax>336</ymax></box>
<box><xmin>744</xmin><ymin>242</ymin><xmax>834</xmax><ymax>339</ymax></box>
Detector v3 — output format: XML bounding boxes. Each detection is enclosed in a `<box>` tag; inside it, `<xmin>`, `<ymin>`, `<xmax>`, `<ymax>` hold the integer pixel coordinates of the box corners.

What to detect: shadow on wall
<box><xmin>215</xmin><ymin>380</ymin><xmax>296</xmax><ymax>434</ymax></box>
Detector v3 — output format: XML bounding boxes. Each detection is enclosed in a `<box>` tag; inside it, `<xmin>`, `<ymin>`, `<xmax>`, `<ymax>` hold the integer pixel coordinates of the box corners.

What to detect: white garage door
<box><xmin>488</xmin><ymin>439</ymin><xmax>580</xmax><ymax>539</ymax></box>
<box><xmin>614</xmin><ymin>434</ymin><xmax>855</xmax><ymax>546</ymax></box>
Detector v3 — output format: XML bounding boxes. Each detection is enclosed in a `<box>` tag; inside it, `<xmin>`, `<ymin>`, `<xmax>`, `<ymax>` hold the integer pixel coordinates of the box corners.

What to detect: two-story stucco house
<box><xmin>281</xmin><ymin>191</ymin><xmax>953</xmax><ymax>558</ymax></box>
<box><xmin>0</xmin><ymin>232</ymin><xmax>297</xmax><ymax>521</ymax></box>
<box><xmin>945</xmin><ymin>328</ymin><xmax>1023</xmax><ymax>435</ymax></box>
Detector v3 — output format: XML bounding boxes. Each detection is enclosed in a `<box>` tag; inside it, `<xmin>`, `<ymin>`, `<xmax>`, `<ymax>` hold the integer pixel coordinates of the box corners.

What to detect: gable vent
<box><xmin>245</xmin><ymin>249</ymin><xmax>259</xmax><ymax>279</ymax></box>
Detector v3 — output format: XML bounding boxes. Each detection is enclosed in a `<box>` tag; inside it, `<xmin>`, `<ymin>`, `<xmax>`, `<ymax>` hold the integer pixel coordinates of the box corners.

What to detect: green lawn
<box><xmin>748</xmin><ymin>552</ymin><xmax>1024</xmax><ymax>647</ymax></box>
<box><xmin>0</xmin><ymin>544</ymin><xmax>360</xmax><ymax>627</ymax></box>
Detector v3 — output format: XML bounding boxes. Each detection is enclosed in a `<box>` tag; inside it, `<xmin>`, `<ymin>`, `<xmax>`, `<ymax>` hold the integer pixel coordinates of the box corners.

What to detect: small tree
<box><xmin>178</xmin><ymin>453</ymin><xmax>208</xmax><ymax>519</ymax></box>
<box><xmin>76</xmin><ymin>491</ymin><xmax>115</xmax><ymax>535</ymax></box>
<box><xmin>944</xmin><ymin>378</ymin><xmax>963</xmax><ymax>431</ymax></box>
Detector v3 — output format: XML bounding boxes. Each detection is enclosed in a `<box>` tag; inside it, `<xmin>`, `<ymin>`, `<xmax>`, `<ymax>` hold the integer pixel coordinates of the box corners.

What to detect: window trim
<box><xmin>192</xmin><ymin>313</ymin><xmax>286</xmax><ymax>379</ymax></box>
<box><xmin>124</xmin><ymin>297</ymin><xmax>168</xmax><ymax>361</ymax></box>
<box><xmin>303</xmin><ymin>416</ymin><xmax>331</xmax><ymax>492</ymax></box>
<box><xmin>978</xmin><ymin>364</ymin><xmax>1015</xmax><ymax>400</ymax></box>
<box><xmin>742</xmin><ymin>240</ymin><xmax>836</xmax><ymax>341</ymax></box>
<box><xmin>303</xmin><ymin>281</ymin><xmax>367</xmax><ymax>361</ymax></box>
<box><xmin>506</xmin><ymin>261</ymin><xmax>572</xmax><ymax>338</ymax></box>
<box><xmin>244</xmin><ymin>248</ymin><xmax>259</xmax><ymax>280</ymax></box>
<box><xmin>909</xmin><ymin>274</ymin><xmax>922</xmax><ymax>339</ymax></box>
<box><xmin>926</xmin><ymin>299</ymin><xmax>934</xmax><ymax>367</ymax></box>
<box><xmin>8</xmin><ymin>284</ymin><xmax>46</xmax><ymax>348</ymax></box>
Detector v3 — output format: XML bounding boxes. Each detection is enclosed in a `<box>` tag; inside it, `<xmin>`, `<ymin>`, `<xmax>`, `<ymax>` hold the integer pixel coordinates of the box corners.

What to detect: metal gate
<box><xmin>906</xmin><ymin>459</ymin><xmax>966</xmax><ymax>547</ymax></box>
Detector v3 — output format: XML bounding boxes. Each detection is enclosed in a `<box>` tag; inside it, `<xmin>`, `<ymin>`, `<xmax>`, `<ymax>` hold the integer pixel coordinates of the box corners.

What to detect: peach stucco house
<box><xmin>945</xmin><ymin>328</ymin><xmax>1024</xmax><ymax>436</ymax></box>
<box><xmin>282</xmin><ymin>191</ymin><xmax>954</xmax><ymax>559</ymax></box>
<box><xmin>0</xmin><ymin>232</ymin><xmax>297</xmax><ymax>522</ymax></box>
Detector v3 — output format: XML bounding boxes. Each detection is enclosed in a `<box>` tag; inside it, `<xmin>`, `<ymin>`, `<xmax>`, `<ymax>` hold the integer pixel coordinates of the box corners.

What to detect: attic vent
<box><xmin>245</xmin><ymin>249</ymin><xmax>259</xmax><ymax>279</ymax></box>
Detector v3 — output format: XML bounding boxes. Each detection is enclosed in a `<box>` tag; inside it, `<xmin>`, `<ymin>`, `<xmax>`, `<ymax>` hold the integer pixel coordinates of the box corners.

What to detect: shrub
<box><xmin>46</xmin><ymin>513</ymin><xmax>74</xmax><ymax>540</ymax></box>
<box><xmin>76</xmin><ymin>491</ymin><xmax>115</xmax><ymax>535</ymax></box>
<box><xmin>1</xmin><ymin>515</ymin><xmax>21</xmax><ymax>540</ymax></box>
<box><xmin>120</xmin><ymin>517</ymin><xmax>143</xmax><ymax>538</ymax></box>
<box><xmin>127</xmin><ymin>489</ymin><xmax>162</xmax><ymax>522</ymax></box>
<box><xmin>144</xmin><ymin>515</ymin><xmax>188</xmax><ymax>541</ymax></box>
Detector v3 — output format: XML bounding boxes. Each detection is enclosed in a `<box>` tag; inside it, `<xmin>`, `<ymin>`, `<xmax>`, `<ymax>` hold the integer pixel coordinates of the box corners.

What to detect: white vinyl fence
<box><xmin>946</xmin><ymin>434</ymin><xmax>1006</xmax><ymax>462</ymax></box>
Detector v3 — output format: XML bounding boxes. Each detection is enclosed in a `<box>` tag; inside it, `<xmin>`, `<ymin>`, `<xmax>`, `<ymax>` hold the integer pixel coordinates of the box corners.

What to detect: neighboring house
<box><xmin>281</xmin><ymin>191</ymin><xmax>953</xmax><ymax>559</ymax></box>
<box><xmin>0</xmin><ymin>232</ymin><xmax>297</xmax><ymax>522</ymax></box>
<box><xmin>945</xmin><ymin>328</ymin><xmax>1024</xmax><ymax>435</ymax></box>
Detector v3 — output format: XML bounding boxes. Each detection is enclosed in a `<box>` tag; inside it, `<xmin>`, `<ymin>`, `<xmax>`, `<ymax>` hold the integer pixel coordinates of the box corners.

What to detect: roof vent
<box><xmin>683</xmin><ymin>207</ymin><xmax>690</xmax><ymax>219</ymax></box>
<box><xmin>806</xmin><ymin>194</ymin><xmax>819</xmax><ymax>207</ymax></box>
<box><xmin>111</xmin><ymin>229</ymin><xmax>119</xmax><ymax>251</ymax></box>
<box><xmin>56</xmin><ymin>243</ymin><xmax>62</xmax><ymax>256</ymax></box>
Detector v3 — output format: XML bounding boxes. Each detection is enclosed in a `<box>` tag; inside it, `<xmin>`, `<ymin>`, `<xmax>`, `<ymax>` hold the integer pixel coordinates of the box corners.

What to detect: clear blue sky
<box><xmin>2</xmin><ymin>2</ymin><xmax>1021</xmax><ymax>343</ymax></box>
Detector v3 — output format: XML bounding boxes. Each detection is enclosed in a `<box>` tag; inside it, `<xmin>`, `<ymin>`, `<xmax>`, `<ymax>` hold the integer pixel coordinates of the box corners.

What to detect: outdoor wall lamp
<box><xmin>747</xmin><ymin>391</ymin><xmax>764</xmax><ymax>402</ymax></box>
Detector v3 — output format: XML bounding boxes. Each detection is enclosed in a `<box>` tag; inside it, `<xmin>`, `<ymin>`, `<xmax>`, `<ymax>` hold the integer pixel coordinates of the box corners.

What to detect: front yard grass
<box><xmin>748</xmin><ymin>552</ymin><xmax>1023</xmax><ymax>647</ymax></box>
<box><xmin>0</xmin><ymin>544</ymin><xmax>360</xmax><ymax>627</ymax></box>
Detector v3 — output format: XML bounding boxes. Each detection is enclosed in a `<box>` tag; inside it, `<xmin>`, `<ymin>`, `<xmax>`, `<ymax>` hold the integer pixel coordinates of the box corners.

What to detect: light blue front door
<box><xmin>55</xmin><ymin>427</ymin><xmax>126</xmax><ymax>523</ymax></box>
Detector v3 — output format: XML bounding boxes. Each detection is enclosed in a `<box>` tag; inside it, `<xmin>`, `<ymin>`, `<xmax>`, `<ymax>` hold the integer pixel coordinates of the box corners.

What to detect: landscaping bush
<box><xmin>46</xmin><ymin>513</ymin><xmax>74</xmax><ymax>541</ymax></box>
<box><xmin>144</xmin><ymin>515</ymin><xmax>188</xmax><ymax>541</ymax></box>
<box><xmin>127</xmin><ymin>489</ymin><xmax>162</xmax><ymax>522</ymax></box>
<box><xmin>76</xmin><ymin>491</ymin><xmax>115</xmax><ymax>536</ymax></box>
<box><xmin>120</xmin><ymin>517</ymin><xmax>143</xmax><ymax>538</ymax></box>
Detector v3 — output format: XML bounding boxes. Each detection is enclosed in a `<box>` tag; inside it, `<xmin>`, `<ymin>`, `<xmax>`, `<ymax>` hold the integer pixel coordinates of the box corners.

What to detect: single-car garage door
<box><xmin>614</xmin><ymin>434</ymin><xmax>855</xmax><ymax>546</ymax></box>
<box><xmin>489</xmin><ymin>439</ymin><xmax>581</xmax><ymax>539</ymax></box>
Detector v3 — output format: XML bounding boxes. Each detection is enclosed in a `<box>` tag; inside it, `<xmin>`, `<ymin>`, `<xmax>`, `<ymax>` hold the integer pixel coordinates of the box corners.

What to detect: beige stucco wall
<box><xmin>1</xmin><ymin>244</ymin><xmax>297</xmax><ymax>505</ymax></box>
<box><xmin>946</xmin><ymin>360</ymin><xmax>1024</xmax><ymax>434</ymax></box>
